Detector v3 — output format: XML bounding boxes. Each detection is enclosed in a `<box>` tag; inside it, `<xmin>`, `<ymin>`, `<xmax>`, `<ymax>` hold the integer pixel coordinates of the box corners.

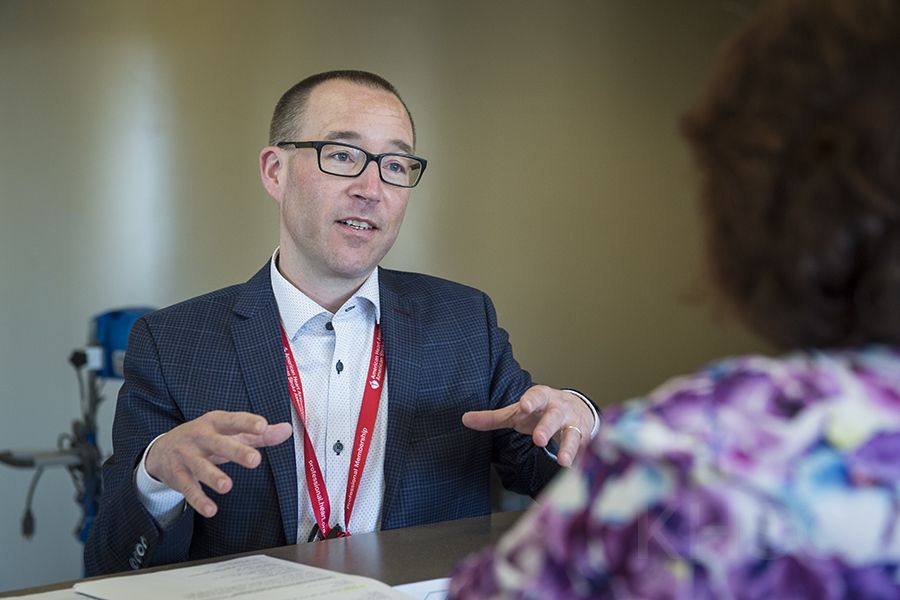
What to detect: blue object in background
<box><xmin>91</xmin><ymin>307</ymin><xmax>154</xmax><ymax>379</ymax></box>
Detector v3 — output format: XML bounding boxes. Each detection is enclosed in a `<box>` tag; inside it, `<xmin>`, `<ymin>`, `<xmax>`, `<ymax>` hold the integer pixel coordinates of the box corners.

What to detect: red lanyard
<box><xmin>280</xmin><ymin>322</ymin><xmax>385</xmax><ymax>539</ymax></box>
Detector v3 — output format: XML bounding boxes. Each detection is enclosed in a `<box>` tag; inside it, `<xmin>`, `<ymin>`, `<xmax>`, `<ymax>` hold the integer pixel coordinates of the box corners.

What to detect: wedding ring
<box><xmin>563</xmin><ymin>424</ymin><xmax>583</xmax><ymax>438</ymax></box>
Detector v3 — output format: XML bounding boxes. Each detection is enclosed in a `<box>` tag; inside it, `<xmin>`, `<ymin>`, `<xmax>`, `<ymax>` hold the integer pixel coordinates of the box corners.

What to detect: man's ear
<box><xmin>259</xmin><ymin>146</ymin><xmax>286</xmax><ymax>202</ymax></box>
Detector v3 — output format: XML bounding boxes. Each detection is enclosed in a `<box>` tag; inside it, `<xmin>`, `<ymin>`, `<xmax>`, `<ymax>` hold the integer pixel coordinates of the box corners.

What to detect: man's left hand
<box><xmin>461</xmin><ymin>385</ymin><xmax>593</xmax><ymax>467</ymax></box>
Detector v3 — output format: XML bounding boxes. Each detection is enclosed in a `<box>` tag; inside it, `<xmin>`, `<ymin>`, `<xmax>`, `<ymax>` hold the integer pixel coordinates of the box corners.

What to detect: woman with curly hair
<box><xmin>449</xmin><ymin>0</ymin><xmax>900</xmax><ymax>597</ymax></box>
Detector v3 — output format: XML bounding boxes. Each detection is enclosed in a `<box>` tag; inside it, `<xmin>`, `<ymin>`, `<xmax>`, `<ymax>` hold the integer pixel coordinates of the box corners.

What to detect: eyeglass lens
<box><xmin>319</xmin><ymin>143</ymin><xmax>423</xmax><ymax>187</ymax></box>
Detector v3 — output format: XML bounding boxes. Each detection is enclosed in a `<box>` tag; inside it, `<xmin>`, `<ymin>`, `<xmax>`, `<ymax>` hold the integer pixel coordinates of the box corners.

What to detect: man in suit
<box><xmin>84</xmin><ymin>70</ymin><xmax>598</xmax><ymax>576</ymax></box>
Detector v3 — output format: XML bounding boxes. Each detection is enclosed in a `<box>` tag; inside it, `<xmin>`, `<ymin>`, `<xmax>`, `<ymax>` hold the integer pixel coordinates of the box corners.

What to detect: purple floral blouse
<box><xmin>449</xmin><ymin>347</ymin><xmax>900</xmax><ymax>599</ymax></box>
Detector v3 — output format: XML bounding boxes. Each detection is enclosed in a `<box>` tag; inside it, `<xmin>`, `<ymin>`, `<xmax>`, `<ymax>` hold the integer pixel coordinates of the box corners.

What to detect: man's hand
<box><xmin>461</xmin><ymin>385</ymin><xmax>593</xmax><ymax>467</ymax></box>
<box><xmin>145</xmin><ymin>411</ymin><xmax>293</xmax><ymax>518</ymax></box>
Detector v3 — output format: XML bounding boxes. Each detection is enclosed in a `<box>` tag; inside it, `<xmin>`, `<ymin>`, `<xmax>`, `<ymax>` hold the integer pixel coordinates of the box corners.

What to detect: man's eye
<box><xmin>383</xmin><ymin>159</ymin><xmax>408</xmax><ymax>174</ymax></box>
<box><xmin>329</xmin><ymin>152</ymin><xmax>352</xmax><ymax>162</ymax></box>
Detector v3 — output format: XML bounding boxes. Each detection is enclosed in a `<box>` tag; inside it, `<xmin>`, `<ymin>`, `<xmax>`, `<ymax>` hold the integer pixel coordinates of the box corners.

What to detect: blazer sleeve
<box><xmin>480</xmin><ymin>293</ymin><xmax>562</xmax><ymax>497</ymax></box>
<box><xmin>83</xmin><ymin>317</ymin><xmax>195</xmax><ymax>576</ymax></box>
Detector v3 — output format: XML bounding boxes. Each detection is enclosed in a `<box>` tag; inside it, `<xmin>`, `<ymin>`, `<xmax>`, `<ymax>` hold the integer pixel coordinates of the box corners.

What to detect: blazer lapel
<box><xmin>231</xmin><ymin>262</ymin><xmax>298</xmax><ymax>544</ymax></box>
<box><xmin>378</xmin><ymin>269</ymin><xmax>421</xmax><ymax>528</ymax></box>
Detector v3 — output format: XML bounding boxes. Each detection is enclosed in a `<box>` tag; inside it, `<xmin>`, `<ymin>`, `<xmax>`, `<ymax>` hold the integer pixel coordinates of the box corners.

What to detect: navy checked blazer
<box><xmin>84</xmin><ymin>261</ymin><xmax>561</xmax><ymax>575</ymax></box>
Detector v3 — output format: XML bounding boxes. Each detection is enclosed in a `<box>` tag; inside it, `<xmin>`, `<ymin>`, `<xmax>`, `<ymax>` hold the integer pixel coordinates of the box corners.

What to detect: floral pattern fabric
<box><xmin>449</xmin><ymin>347</ymin><xmax>900</xmax><ymax>599</ymax></box>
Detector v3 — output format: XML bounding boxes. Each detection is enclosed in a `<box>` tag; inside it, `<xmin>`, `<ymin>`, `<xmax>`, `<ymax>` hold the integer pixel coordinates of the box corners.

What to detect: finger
<box><xmin>163</xmin><ymin>444</ymin><xmax>234</xmax><ymax>493</ymax></box>
<box><xmin>461</xmin><ymin>404</ymin><xmax>520</xmax><ymax>432</ymax></box>
<box><xmin>262</xmin><ymin>422</ymin><xmax>294</xmax><ymax>446</ymax></box>
<box><xmin>204</xmin><ymin>411</ymin><xmax>270</xmax><ymax>436</ymax></box>
<box><xmin>518</xmin><ymin>385</ymin><xmax>552</xmax><ymax>415</ymax></box>
<box><xmin>530</xmin><ymin>405</ymin><xmax>568</xmax><ymax>447</ymax></box>
<box><xmin>232</xmin><ymin>422</ymin><xmax>294</xmax><ymax>449</ymax></box>
<box><xmin>197</xmin><ymin>431</ymin><xmax>262</xmax><ymax>470</ymax></box>
<box><xmin>184</xmin><ymin>453</ymin><xmax>234</xmax><ymax>496</ymax></box>
<box><xmin>168</xmin><ymin>466</ymin><xmax>218</xmax><ymax>518</ymax></box>
<box><xmin>556</xmin><ymin>426</ymin><xmax>583</xmax><ymax>467</ymax></box>
<box><xmin>211</xmin><ymin>423</ymin><xmax>292</xmax><ymax>467</ymax></box>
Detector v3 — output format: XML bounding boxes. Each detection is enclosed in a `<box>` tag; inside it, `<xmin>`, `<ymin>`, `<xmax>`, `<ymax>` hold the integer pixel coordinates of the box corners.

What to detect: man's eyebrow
<box><xmin>390</xmin><ymin>139</ymin><xmax>414</xmax><ymax>154</ymax></box>
<box><xmin>323</xmin><ymin>130</ymin><xmax>361</xmax><ymax>142</ymax></box>
<box><xmin>323</xmin><ymin>131</ymin><xmax>414</xmax><ymax>155</ymax></box>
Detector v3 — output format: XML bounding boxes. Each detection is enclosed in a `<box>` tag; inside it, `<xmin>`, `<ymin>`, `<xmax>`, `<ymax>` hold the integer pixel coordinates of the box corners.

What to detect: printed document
<box><xmin>392</xmin><ymin>577</ymin><xmax>449</xmax><ymax>599</ymax></box>
<box><xmin>72</xmin><ymin>555</ymin><xmax>408</xmax><ymax>599</ymax></box>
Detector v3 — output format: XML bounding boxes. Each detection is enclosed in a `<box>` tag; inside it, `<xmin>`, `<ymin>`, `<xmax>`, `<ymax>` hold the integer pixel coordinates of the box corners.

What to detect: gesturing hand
<box><xmin>461</xmin><ymin>385</ymin><xmax>593</xmax><ymax>467</ymax></box>
<box><xmin>145</xmin><ymin>410</ymin><xmax>293</xmax><ymax>518</ymax></box>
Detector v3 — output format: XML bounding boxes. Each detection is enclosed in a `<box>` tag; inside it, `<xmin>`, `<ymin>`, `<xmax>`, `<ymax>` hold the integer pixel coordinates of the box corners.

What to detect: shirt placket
<box><xmin>293</xmin><ymin>313</ymin><xmax>333</xmax><ymax>537</ymax></box>
<box><xmin>326</xmin><ymin>307</ymin><xmax>360</xmax><ymax>529</ymax></box>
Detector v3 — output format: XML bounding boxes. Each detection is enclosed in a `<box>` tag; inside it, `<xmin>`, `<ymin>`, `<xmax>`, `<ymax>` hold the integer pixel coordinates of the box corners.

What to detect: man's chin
<box><xmin>329</xmin><ymin>249</ymin><xmax>391</xmax><ymax>278</ymax></box>
<box><xmin>329</xmin><ymin>261</ymin><xmax>380</xmax><ymax>282</ymax></box>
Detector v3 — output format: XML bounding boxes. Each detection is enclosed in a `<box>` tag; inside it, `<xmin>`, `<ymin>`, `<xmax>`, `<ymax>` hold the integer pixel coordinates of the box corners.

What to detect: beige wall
<box><xmin>0</xmin><ymin>0</ymin><xmax>765</xmax><ymax>591</ymax></box>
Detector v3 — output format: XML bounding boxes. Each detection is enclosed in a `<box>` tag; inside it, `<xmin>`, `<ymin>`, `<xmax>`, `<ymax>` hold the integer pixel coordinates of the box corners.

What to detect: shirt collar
<box><xmin>269</xmin><ymin>248</ymin><xmax>381</xmax><ymax>340</ymax></box>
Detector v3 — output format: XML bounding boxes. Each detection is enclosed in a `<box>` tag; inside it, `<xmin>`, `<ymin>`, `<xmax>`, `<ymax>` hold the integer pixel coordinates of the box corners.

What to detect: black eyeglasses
<box><xmin>276</xmin><ymin>141</ymin><xmax>427</xmax><ymax>188</ymax></box>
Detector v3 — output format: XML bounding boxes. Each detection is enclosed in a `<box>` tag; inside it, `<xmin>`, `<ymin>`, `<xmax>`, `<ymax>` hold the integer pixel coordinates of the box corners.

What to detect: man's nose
<box><xmin>351</xmin><ymin>161</ymin><xmax>384</xmax><ymax>200</ymax></box>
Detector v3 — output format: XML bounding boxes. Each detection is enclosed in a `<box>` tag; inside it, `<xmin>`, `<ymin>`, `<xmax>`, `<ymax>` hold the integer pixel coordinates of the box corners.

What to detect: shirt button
<box><xmin>336</xmin><ymin>360</ymin><xmax>344</xmax><ymax>374</ymax></box>
<box><xmin>325</xmin><ymin>321</ymin><xmax>333</xmax><ymax>331</ymax></box>
<box><xmin>333</xmin><ymin>440</ymin><xmax>344</xmax><ymax>455</ymax></box>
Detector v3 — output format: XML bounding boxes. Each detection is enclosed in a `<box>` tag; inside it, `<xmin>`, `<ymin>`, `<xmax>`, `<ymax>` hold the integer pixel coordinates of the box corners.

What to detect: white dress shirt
<box><xmin>269</xmin><ymin>254</ymin><xmax>387</xmax><ymax>541</ymax></box>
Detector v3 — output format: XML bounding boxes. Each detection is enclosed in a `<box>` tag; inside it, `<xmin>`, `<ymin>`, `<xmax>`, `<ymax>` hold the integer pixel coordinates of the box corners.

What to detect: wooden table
<box><xmin>1</xmin><ymin>511</ymin><xmax>523</xmax><ymax>597</ymax></box>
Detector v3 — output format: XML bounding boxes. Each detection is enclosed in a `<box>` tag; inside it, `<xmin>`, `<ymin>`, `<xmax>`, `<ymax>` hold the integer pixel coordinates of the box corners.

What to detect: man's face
<box><xmin>266</xmin><ymin>80</ymin><xmax>414</xmax><ymax>291</ymax></box>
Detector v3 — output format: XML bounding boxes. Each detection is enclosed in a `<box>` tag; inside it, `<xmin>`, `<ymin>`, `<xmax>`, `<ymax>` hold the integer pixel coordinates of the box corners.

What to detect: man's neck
<box><xmin>275</xmin><ymin>255</ymin><xmax>372</xmax><ymax>314</ymax></box>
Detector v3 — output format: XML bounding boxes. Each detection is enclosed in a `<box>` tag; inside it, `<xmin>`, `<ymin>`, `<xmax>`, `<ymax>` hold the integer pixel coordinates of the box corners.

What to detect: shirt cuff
<box><xmin>134</xmin><ymin>433</ymin><xmax>186</xmax><ymax>529</ymax></box>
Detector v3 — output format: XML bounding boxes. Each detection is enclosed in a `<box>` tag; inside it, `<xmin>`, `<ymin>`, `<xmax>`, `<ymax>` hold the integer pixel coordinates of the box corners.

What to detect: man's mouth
<box><xmin>338</xmin><ymin>219</ymin><xmax>376</xmax><ymax>231</ymax></box>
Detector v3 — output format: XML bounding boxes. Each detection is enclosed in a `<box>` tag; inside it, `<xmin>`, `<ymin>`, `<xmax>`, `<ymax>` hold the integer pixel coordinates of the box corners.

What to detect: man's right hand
<box><xmin>145</xmin><ymin>411</ymin><xmax>293</xmax><ymax>518</ymax></box>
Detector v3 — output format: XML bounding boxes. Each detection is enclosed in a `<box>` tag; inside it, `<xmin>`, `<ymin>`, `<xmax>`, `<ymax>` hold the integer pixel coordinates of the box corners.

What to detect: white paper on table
<box><xmin>391</xmin><ymin>577</ymin><xmax>449</xmax><ymax>600</ymax></box>
<box><xmin>72</xmin><ymin>555</ymin><xmax>408</xmax><ymax>600</ymax></box>
<box><xmin>5</xmin><ymin>590</ymin><xmax>86</xmax><ymax>599</ymax></box>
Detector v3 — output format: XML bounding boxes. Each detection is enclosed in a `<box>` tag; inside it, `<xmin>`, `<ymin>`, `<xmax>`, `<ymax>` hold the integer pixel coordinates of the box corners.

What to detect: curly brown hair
<box><xmin>682</xmin><ymin>0</ymin><xmax>900</xmax><ymax>350</ymax></box>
